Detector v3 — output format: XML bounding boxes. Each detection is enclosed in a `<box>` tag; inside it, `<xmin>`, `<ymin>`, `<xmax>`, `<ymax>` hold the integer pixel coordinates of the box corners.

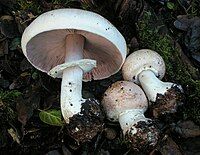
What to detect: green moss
<box><xmin>0</xmin><ymin>89</ymin><xmax>22</xmax><ymax>102</ymax></box>
<box><xmin>0</xmin><ymin>89</ymin><xmax>22</xmax><ymax>122</ymax></box>
<box><xmin>137</xmin><ymin>10</ymin><xmax>200</xmax><ymax>124</ymax></box>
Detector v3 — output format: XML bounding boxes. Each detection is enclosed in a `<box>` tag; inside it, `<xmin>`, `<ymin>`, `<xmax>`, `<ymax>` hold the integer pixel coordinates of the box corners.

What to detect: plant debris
<box><xmin>171</xmin><ymin>120</ymin><xmax>200</xmax><ymax>138</ymax></box>
<box><xmin>174</xmin><ymin>15</ymin><xmax>200</xmax><ymax>63</ymax></box>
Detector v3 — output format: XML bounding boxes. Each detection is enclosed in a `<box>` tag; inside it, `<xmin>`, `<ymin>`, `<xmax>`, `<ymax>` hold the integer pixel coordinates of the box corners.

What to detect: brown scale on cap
<box><xmin>66</xmin><ymin>98</ymin><xmax>105</xmax><ymax>143</ymax></box>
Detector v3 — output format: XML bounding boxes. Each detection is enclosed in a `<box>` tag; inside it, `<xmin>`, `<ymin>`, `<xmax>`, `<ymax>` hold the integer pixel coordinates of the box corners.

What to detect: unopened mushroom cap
<box><xmin>21</xmin><ymin>9</ymin><xmax>127</xmax><ymax>81</ymax></box>
<box><xmin>122</xmin><ymin>49</ymin><xmax>165</xmax><ymax>84</ymax></box>
<box><xmin>102</xmin><ymin>81</ymin><xmax>148</xmax><ymax>121</ymax></box>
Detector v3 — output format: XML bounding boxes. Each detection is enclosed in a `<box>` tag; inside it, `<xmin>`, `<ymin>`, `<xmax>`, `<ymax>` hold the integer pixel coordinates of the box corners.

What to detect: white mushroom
<box><xmin>122</xmin><ymin>49</ymin><xmax>183</xmax><ymax>117</ymax></box>
<box><xmin>102</xmin><ymin>81</ymin><xmax>159</xmax><ymax>150</ymax></box>
<box><xmin>21</xmin><ymin>9</ymin><xmax>127</xmax><ymax>142</ymax></box>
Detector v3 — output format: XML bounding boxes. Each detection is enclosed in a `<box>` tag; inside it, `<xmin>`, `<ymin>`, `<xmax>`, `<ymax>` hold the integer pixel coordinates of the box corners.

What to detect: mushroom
<box><xmin>102</xmin><ymin>81</ymin><xmax>159</xmax><ymax>151</ymax></box>
<box><xmin>21</xmin><ymin>9</ymin><xmax>127</xmax><ymax>142</ymax></box>
<box><xmin>122</xmin><ymin>49</ymin><xmax>183</xmax><ymax>117</ymax></box>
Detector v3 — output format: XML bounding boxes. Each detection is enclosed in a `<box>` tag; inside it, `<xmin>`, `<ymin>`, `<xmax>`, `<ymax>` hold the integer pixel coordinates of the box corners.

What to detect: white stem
<box><xmin>61</xmin><ymin>34</ymin><xmax>85</xmax><ymax>123</ymax></box>
<box><xmin>119</xmin><ymin>109</ymin><xmax>148</xmax><ymax>135</ymax></box>
<box><xmin>138</xmin><ymin>70</ymin><xmax>174</xmax><ymax>102</ymax></box>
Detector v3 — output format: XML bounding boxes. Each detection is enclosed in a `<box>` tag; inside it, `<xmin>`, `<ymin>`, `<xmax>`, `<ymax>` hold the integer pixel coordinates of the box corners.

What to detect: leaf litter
<box><xmin>0</xmin><ymin>0</ymin><xmax>199</xmax><ymax>154</ymax></box>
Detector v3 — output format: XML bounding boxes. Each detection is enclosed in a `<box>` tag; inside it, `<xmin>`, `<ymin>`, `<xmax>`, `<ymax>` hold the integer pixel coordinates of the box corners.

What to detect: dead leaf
<box><xmin>16</xmin><ymin>85</ymin><xmax>41</xmax><ymax>125</ymax></box>
<box><xmin>20</xmin><ymin>58</ymin><xmax>33</xmax><ymax>71</ymax></box>
<box><xmin>179</xmin><ymin>137</ymin><xmax>200</xmax><ymax>155</ymax></box>
<box><xmin>62</xmin><ymin>145</ymin><xmax>72</xmax><ymax>155</ymax></box>
<box><xmin>9</xmin><ymin>72</ymin><xmax>31</xmax><ymax>90</ymax></box>
<box><xmin>0</xmin><ymin>37</ymin><xmax>8</xmax><ymax>56</ymax></box>
<box><xmin>1</xmin><ymin>59</ymin><xmax>17</xmax><ymax>75</ymax></box>
<box><xmin>43</xmin><ymin>94</ymin><xmax>59</xmax><ymax>110</ymax></box>
<box><xmin>7</xmin><ymin>128</ymin><xmax>20</xmax><ymax>144</ymax></box>
<box><xmin>16</xmin><ymin>99</ymin><xmax>28</xmax><ymax>126</ymax></box>
<box><xmin>151</xmin><ymin>136</ymin><xmax>182</xmax><ymax>155</ymax></box>
<box><xmin>171</xmin><ymin>120</ymin><xmax>200</xmax><ymax>138</ymax></box>
<box><xmin>116</xmin><ymin>0</ymin><xmax>143</xmax><ymax>41</ymax></box>
<box><xmin>174</xmin><ymin>15</ymin><xmax>200</xmax><ymax>63</ymax></box>
<box><xmin>0</xmin><ymin>15</ymin><xmax>19</xmax><ymax>38</ymax></box>
<box><xmin>13</xmin><ymin>11</ymin><xmax>36</xmax><ymax>34</ymax></box>
<box><xmin>0</xmin><ymin>128</ymin><xmax>8</xmax><ymax>148</ymax></box>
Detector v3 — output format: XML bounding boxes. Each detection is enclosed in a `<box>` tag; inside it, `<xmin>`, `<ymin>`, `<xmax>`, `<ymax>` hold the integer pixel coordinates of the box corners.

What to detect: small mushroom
<box><xmin>21</xmin><ymin>9</ymin><xmax>127</xmax><ymax>142</ymax></box>
<box><xmin>122</xmin><ymin>49</ymin><xmax>183</xmax><ymax>117</ymax></box>
<box><xmin>102</xmin><ymin>81</ymin><xmax>159</xmax><ymax>151</ymax></box>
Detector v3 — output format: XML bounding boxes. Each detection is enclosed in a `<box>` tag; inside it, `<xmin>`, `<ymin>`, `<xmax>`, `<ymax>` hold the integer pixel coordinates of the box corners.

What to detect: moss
<box><xmin>0</xmin><ymin>89</ymin><xmax>22</xmax><ymax>102</ymax></box>
<box><xmin>137</xmin><ymin>10</ymin><xmax>200</xmax><ymax>124</ymax></box>
<box><xmin>0</xmin><ymin>89</ymin><xmax>22</xmax><ymax>122</ymax></box>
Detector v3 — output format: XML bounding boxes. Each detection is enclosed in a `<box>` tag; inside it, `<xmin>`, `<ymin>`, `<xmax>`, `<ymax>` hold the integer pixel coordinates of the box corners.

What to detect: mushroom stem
<box><xmin>119</xmin><ymin>109</ymin><xmax>147</xmax><ymax>134</ymax></box>
<box><xmin>138</xmin><ymin>70</ymin><xmax>174</xmax><ymax>102</ymax></box>
<box><xmin>61</xmin><ymin>34</ymin><xmax>85</xmax><ymax>123</ymax></box>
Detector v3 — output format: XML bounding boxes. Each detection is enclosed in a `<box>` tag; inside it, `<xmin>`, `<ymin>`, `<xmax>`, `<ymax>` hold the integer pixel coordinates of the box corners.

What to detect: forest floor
<box><xmin>0</xmin><ymin>0</ymin><xmax>200</xmax><ymax>154</ymax></box>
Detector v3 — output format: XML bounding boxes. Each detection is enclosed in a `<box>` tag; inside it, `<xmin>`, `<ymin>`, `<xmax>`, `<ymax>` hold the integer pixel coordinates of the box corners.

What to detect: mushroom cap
<box><xmin>102</xmin><ymin>81</ymin><xmax>148</xmax><ymax>121</ymax></box>
<box><xmin>122</xmin><ymin>49</ymin><xmax>165</xmax><ymax>84</ymax></box>
<box><xmin>21</xmin><ymin>9</ymin><xmax>127</xmax><ymax>81</ymax></box>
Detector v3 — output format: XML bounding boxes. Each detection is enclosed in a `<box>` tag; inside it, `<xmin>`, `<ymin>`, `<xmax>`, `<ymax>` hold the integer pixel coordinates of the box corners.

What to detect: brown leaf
<box><xmin>62</xmin><ymin>145</ymin><xmax>72</xmax><ymax>155</ymax></box>
<box><xmin>0</xmin><ymin>15</ymin><xmax>19</xmax><ymax>38</ymax></box>
<box><xmin>116</xmin><ymin>0</ymin><xmax>143</xmax><ymax>41</ymax></box>
<box><xmin>43</xmin><ymin>94</ymin><xmax>59</xmax><ymax>110</ymax></box>
<box><xmin>16</xmin><ymin>99</ymin><xmax>28</xmax><ymax>126</ymax></box>
<box><xmin>1</xmin><ymin>60</ymin><xmax>17</xmax><ymax>75</ymax></box>
<box><xmin>179</xmin><ymin>137</ymin><xmax>200</xmax><ymax>155</ymax></box>
<box><xmin>13</xmin><ymin>11</ymin><xmax>36</xmax><ymax>34</ymax></box>
<box><xmin>9</xmin><ymin>72</ymin><xmax>31</xmax><ymax>90</ymax></box>
<box><xmin>172</xmin><ymin>120</ymin><xmax>200</xmax><ymax>138</ymax></box>
<box><xmin>20</xmin><ymin>58</ymin><xmax>33</xmax><ymax>71</ymax></box>
<box><xmin>151</xmin><ymin>136</ymin><xmax>182</xmax><ymax>155</ymax></box>
<box><xmin>16</xmin><ymin>86</ymin><xmax>41</xmax><ymax>125</ymax></box>
<box><xmin>0</xmin><ymin>38</ymin><xmax>8</xmax><ymax>56</ymax></box>
<box><xmin>174</xmin><ymin>15</ymin><xmax>200</xmax><ymax>63</ymax></box>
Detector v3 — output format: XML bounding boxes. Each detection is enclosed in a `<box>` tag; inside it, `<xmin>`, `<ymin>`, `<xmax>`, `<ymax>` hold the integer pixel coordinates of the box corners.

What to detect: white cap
<box><xmin>122</xmin><ymin>49</ymin><xmax>165</xmax><ymax>84</ymax></box>
<box><xmin>102</xmin><ymin>81</ymin><xmax>148</xmax><ymax>121</ymax></box>
<box><xmin>21</xmin><ymin>9</ymin><xmax>127</xmax><ymax>81</ymax></box>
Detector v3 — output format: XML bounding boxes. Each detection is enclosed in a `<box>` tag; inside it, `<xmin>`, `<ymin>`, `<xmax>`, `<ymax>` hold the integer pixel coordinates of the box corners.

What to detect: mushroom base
<box><xmin>125</xmin><ymin>120</ymin><xmax>159</xmax><ymax>151</ymax></box>
<box><xmin>66</xmin><ymin>98</ymin><xmax>105</xmax><ymax>143</ymax></box>
<box><xmin>151</xmin><ymin>85</ymin><xmax>184</xmax><ymax>118</ymax></box>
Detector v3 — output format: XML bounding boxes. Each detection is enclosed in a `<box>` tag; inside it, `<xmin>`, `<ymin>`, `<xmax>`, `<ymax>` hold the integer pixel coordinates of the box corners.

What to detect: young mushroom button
<box><xmin>21</xmin><ymin>9</ymin><xmax>127</xmax><ymax>142</ymax></box>
<box><xmin>102</xmin><ymin>81</ymin><xmax>159</xmax><ymax>151</ymax></box>
<box><xmin>122</xmin><ymin>49</ymin><xmax>184</xmax><ymax>117</ymax></box>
